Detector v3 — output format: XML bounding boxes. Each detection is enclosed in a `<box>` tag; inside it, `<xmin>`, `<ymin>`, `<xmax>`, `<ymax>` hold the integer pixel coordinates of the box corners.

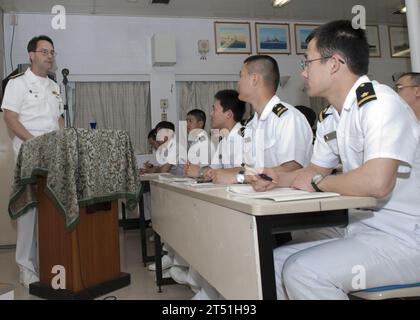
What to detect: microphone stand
<box><xmin>62</xmin><ymin>75</ymin><xmax>71</xmax><ymax>128</ymax></box>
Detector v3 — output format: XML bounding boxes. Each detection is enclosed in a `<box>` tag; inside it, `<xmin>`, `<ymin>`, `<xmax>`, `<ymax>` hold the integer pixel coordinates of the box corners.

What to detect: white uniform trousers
<box><xmin>275</xmin><ymin>221</ymin><xmax>420</xmax><ymax>300</ymax></box>
<box><xmin>15</xmin><ymin>207</ymin><xmax>38</xmax><ymax>275</ymax></box>
<box><xmin>188</xmin><ymin>267</ymin><xmax>224</xmax><ymax>300</ymax></box>
<box><xmin>14</xmin><ymin>139</ymin><xmax>38</xmax><ymax>275</ymax></box>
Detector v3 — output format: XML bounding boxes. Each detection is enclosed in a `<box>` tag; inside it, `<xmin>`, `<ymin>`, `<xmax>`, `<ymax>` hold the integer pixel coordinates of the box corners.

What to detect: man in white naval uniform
<box><xmin>210</xmin><ymin>55</ymin><xmax>313</xmax><ymax>185</ymax></box>
<box><xmin>184</xmin><ymin>89</ymin><xmax>246</xmax><ymax>178</ymax></box>
<box><xmin>177</xmin><ymin>90</ymin><xmax>246</xmax><ymax>298</ymax></box>
<box><xmin>395</xmin><ymin>72</ymin><xmax>420</xmax><ymax>120</ymax></box>
<box><xmin>146</xmin><ymin>115</ymin><xmax>209</xmax><ymax>272</ymax></box>
<box><xmin>193</xmin><ymin>56</ymin><xmax>313</xmax><ymax>299</ymax></box>
<box><xmin>1</xmin><ymin>35</ymin><xmax>64</xmax><ymax>288</ymax></box>
<box><xmin>251</xmin><ymin>20</ymin><xmax>420</xmax><ymax>300</ymax></box>
<box><xmin>183</xmin><ymin>108</ymin><xmax>209</xmax><ymax>175</ymax></box>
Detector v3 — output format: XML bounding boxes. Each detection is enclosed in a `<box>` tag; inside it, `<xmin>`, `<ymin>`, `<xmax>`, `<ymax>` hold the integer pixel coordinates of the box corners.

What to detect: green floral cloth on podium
<box><xmin>8</xmin><ymin>128</ymin><xmax>141</xmax><ymax>230</ymax></box>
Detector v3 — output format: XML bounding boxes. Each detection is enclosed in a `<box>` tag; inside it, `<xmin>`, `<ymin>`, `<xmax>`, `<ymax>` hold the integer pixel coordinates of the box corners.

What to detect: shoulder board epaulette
<box><xmin>241</xmin><ymin>113</ymin><xmax>254</xmax><ymax>126</ymax></box>
<box><xmin>356</xmin><ymin>82</ymin><xmax>377</xmax><ymax>108</ymax></box>
<box><xmin>318</xmin><ymin>106</ymin><xmax>332</xmax><ymax>123</ymax></box>
<box><xmin>198</xmin><ymin>135</ymin><xmax>206</xmax><ymax>142</ymax></box>
<box><xmin>10</xmin><ymin>72</ymin><xmax>24</xmax><ymax>79</ymax></box>
<box><xmin>272</xmin><ymin>103</ymin><xmax>288</xmax><ymax>118</ymax></box>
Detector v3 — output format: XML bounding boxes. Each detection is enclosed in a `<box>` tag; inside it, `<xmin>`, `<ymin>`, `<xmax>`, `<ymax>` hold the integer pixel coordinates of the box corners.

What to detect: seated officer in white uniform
<box><xmin>140</xmin><ymin>121</ymin><xmax>180</xmax><ymax>175</ymax></box>
<box><xmin>251</xmin><ymin>20</ymin><xmax>420</xmax><ymax>300</ymax></box>
<box><xmin>210</xmin><ymin>55</ymin><xmax>313</xmax><ymax>185</ymax></box>
<box><xmin>184</xmin><ymin>89</ymin><xmax>246</xmax><ymax>179</ymax></box>
<box><xmin>176</xmin><ymin>90</ymin><xmax>246</xmax><ymax>298</ymax></box>
<box><xmin>144</xmin><ymin>124</ymin><xmax>187</xmax><ymax>273</ymax></box>
<box><xmin>186</xmin><ymin>108</ymin><xmax>207</xmax><ymax>147</ymax></box>
<box><xmin>146</xmin><ymin>113</ymin><xmax>208</xmax><ymax>272</ymax></box>
<box><xmin>183</xmin><ymin>108</ymin><xmax>209</xmax><ymax>171</ymax></box>
<box><xmin>395</xmin><ymin>72</ymin><xmax>420</xmax><ymax>120</ymax></box>
<box><xmin>192</xmin><ymin>57</ymin><xmax>313</xmax><ymax>300</ymax></box>
<box><xmin>1</xmin><ymin>35</ymin><xmax>64</xmax><ymax>288</ymax></box>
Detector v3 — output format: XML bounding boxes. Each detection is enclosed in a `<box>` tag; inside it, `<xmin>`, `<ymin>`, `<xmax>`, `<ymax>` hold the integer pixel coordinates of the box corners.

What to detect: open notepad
<box><xmin>156</xmin><ymin>175</ymin><xmax>234</xmax><ymax>189</ymax></box>
<box><xmin>228</xmin><ymin>186</ymin><xmax>340</xmax><ymax>202</ymax></box>
<box><xmin>142</xmin><ymin>173</ymin><xmax>172</xmax><ymax>179</ymax></box>
<box><xmin>157</xmin><ymin>175</ymin><xmax>196</xmax><ymax>183</ymax></box>
<box><xmin>185</xmin><ymin>182</ymin><xmax>234</xmax><ymax>189</ymax></box>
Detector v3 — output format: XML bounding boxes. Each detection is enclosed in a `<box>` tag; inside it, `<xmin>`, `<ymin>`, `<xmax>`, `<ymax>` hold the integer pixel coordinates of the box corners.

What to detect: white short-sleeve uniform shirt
<box><xmin>210</xmin><ymin>122</ymin><xmax>244</xmax><ymax>169</ymax></box>
<box><xmin>243</xmin><ymin>95</ymin><xmax>313</xmax><ymax>169</ymax></box>
<box><xmin>187</xmin><ymin>129</ymin><xmax>210</xmax><ymax>166</ymax></box>
<box><xmin>1</xmin><ymin>68</ymin><xmax>64</xmax><ymax>155</ymax></box>
<box><xmin>155</xmin><ymin>132</ymin><xmax>184</xmax><ymax>177</ymax></box>
<box><xmin>312</xmin><ymin>75</ymin><xmax>420</xmax><ymax>246</ymax></box>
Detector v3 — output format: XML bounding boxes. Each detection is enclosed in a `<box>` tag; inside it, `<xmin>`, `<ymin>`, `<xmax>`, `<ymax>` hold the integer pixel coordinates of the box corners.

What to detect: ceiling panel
<box><xmin>0</xmin><ymin>0</ymin><xmax>407</xmax><ymax>24</ymax></box>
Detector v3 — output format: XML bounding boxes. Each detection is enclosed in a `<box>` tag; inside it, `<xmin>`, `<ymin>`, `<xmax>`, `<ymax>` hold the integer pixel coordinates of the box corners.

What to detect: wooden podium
<box><xmin>29</xmin><ymin>177</ymin><xmax>130</xmax><ymax>299</ymax></box>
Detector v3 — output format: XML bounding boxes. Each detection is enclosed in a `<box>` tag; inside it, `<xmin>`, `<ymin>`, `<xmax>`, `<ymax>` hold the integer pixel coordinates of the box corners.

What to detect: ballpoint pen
<box><xmin>258</xmin><ymin>173</ymin><xmax>277</xmax><ymax>184</ymax></box>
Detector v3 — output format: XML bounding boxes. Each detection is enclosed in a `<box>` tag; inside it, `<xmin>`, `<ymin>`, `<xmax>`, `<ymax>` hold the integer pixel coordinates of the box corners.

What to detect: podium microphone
<box><xmin>61</xmin><ymin>68</ymin><xmax>71</xmax><ymax>127</ymax></box>
<box><xmin>62</xmin><ymin>68</ymin><xmax>69</xmax><ymax>85</ymax></box>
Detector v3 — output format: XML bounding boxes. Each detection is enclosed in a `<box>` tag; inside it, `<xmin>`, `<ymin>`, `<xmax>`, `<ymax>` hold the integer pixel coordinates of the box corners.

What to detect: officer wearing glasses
<box><xmin>1</xmin><ymin>35</ymin><xmax>64</xmax><ymax>288</ymax></box>
<box><xmin>251</xmin><ymin>20</ymin><xmax>420</xmax><ymax>300</ymax></box>
<box><xmin>395</xmin><ymin>72</ymin><xmax>420</xmax><ymax>120</ymax></box>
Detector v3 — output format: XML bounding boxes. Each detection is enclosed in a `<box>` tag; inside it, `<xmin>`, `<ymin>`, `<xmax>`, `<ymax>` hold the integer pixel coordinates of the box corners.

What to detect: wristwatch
<box><xmin>311</xmin><ymin>174</ymin><xmax>325</xmax><ymax>192</ymax></box>
<box><xmin>236</xmin><ymin>168</ymin><xmax>246</xmax><ymax>184</ymax></box>
<box><xmin>199</xmin><ymin>166</ymin><xmax>208</xmax><ymax>177</ymax></box>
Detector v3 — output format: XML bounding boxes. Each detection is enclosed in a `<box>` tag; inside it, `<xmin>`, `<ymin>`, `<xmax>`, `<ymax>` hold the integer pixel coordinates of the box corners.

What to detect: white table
<box><xmin>150</xmin><ymin>179</ymin><xmax>377</xmax><ymax>299</ymax></box>
<box><xmin>137</xmin><ymin>173</ymin><xmax>173</xmax><ymax>265</ymax></box>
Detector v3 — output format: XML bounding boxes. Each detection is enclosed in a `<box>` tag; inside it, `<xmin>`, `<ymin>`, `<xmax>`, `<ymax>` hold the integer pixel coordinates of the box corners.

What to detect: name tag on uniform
<box><xmin>324</xmin><ymin>131</ymin><xmax>337</xmax><ymax>142</ymax></box>
<box><xmin>245</xmin><ymin>137</ymin><xmax>251</xmax><ymax>143</ymax></box>
<box><xmin>29</xmin><ymin>90</ymin><xmax>40</xmax><ymax>98</ymax></box>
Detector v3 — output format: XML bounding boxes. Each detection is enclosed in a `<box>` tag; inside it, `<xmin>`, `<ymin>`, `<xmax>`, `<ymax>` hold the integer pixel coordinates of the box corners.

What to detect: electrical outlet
<box><xmin>160</xmin><ymin>99</ymin><xmax>168</xmax><ymax>110</ymax></box>
<box><xmin>161</xmin><ymin>113</ymin><xmax>167</xmax><ymax>121</ymax></box>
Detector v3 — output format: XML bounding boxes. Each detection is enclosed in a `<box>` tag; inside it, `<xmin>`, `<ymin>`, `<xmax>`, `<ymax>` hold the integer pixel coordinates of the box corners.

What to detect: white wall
<box><xmin>3</xmin><ymin>14</ymin><xmax>411</xmax><ymax>125</ymax></box>
<box><xmin>3</xmin><ymin>13</ymin><xmax>412</xmax><ymax>168</ymax></box>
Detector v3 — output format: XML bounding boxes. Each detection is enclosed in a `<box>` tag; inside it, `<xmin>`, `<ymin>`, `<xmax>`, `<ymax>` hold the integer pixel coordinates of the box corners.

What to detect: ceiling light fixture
<box><xmin>272</xmin><ymin>0</ymin><xmax>291</xmax><ymax>8</ymax></box>
<box><xmin>393</xmin><ymin>5</ymin><xmax>407</xmax><ymax>14</ymax></box>
<box><xmin>393</xmin><ymin>48</ymin><xmax>410</xmax><ymax>57</ymax></box>
<box><xmin>151</xmin><ymin>0</ymin><xmax>171</xmax><ymax>4</ymax></box>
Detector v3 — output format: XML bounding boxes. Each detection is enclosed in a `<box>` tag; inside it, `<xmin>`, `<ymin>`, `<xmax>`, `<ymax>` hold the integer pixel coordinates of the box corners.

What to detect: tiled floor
<box><xmin>0</xmin><ymin>228</ymin><xmax>195</xmax><ymax>300</ymax></box>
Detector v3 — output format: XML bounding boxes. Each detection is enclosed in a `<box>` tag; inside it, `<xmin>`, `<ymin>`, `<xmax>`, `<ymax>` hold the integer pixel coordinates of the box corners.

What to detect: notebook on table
<box><xmin>228</xmin><ymin>185</ymin><xmax>339</xmax><ymax>202</ymax></box>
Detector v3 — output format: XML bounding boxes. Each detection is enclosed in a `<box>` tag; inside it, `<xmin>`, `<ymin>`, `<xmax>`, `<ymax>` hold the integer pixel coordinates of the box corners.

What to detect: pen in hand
<box><xmin>258</xmin><ymin>173</ymin><xmax>277</xmax><ymax>184</ymax></box>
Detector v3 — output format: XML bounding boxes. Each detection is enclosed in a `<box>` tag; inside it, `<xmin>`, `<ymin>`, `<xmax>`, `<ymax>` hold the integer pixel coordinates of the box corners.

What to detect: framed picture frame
<box><xmin>365</xmin><ymin>25</ymin><xmax>381</xmax><ymax>57</ymax></box>
<box><xmin>294</xmin><ymin>24</ymin><xmax>320</xmax><ymax>55</ymax></box>
<box><xmin>255</xmin><ymin>23</ymin><xmax>291</xmax><ymax>54</ymax></box>
<box><xmin>214</xmin><ymin>21</ymin><xmax>252</xmax><ymax>54</ymax></box>
<box><xmin>388</xmin><ymin>26</ymin><xmax>410</xmax><ymax>58</ymax></box>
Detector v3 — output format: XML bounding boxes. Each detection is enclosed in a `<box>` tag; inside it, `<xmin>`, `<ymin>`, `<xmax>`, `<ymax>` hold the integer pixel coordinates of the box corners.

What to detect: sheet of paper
<box><xmin>228</xmin><ymin>185</ymin><xmax>339</xmax><ymax>202</ymax></box>
<box><xmin>158</xmin><ymin>175</ymin><xmax>196</xmax><ymax>183</ymax></box>
<box><xmin>186</xmin><ymin>182</ymin><xmax>234</xmax><ymax>189</ymax></box>
<box><xmin>141</xmin><ymin>173</ymin><xmax>172</xmax><ymax>179</ymax></box>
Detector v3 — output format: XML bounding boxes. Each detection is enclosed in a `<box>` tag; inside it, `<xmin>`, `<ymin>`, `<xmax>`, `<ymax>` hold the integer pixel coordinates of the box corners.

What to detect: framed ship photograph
<box><xmin>214</xmin><ymin>21</ymin><xmax>252</xmax><ymax>54</ymax></box>
<box><xmin>255</xmin><ymin>23</ymin><xmax>291</xmax><ymax>54</ymax></box>
<box><xmin>388</xmin><ymin>26</ymin><xmax>410</xmax><ymax>58</ymax></box>
<box><xmin>366</xmin><ymin>25</ymin><xmax>381</xmax><ymax>57</ymax></box>
<box><xmin>294</xmin><ymin>24</ymin><xmax>320</xmax><ymax>55</ymax></box>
